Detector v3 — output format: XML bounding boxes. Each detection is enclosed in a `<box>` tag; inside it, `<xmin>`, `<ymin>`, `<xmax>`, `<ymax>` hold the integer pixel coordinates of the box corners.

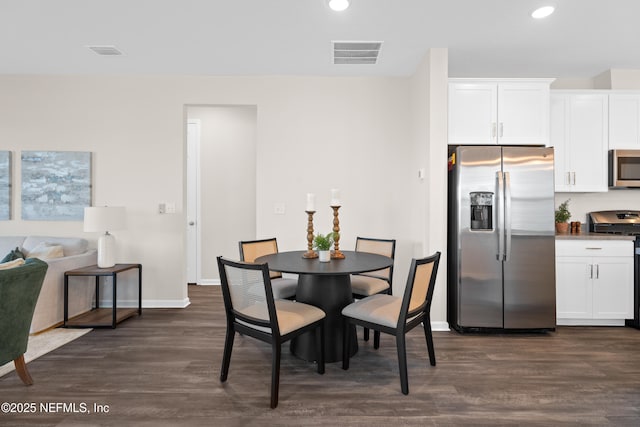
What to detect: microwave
<box><xmin>609</xmin><ymin>150</ymin><xmax>640</xmax><ymax>188</ymax></box>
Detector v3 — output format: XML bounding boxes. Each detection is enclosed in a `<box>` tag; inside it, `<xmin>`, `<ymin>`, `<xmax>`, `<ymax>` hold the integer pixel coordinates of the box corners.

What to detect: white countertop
<box><xmin>555</xmin><ymin>231</ymin><xmax>636</xmax><ymax>241</ymax></box>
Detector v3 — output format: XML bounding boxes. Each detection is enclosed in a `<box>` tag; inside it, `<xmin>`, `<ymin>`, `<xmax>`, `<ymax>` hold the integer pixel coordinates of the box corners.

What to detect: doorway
<box><xmin>186</xmin><ymin>105</ymin><xmax>257</xmax><ymax>284</ymax></box>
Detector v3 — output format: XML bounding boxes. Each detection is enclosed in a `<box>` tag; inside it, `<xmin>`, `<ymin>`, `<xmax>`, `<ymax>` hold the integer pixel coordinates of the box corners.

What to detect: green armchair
<box><xmin>0</xmin><ymin>258</ymin><xmax>48</xmax><ymax>385</ymax></box>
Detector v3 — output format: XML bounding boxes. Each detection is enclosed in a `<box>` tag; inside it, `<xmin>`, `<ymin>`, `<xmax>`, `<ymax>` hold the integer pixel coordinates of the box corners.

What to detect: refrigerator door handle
<box><xmin>504</xmin><ymin>171</ymin><xmax>512</xmax><ymax>262</ymax></box>
<box><xmin>496</xmin><ymin>171</ymin><xmax>505</xmax><ymax>261</ymax></box>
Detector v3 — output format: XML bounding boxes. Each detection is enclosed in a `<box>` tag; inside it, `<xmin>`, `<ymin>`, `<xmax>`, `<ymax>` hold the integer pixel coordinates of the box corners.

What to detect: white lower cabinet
<box><xmin>556</xmin><ymin>240</ymin><xmax>634</xmax><ymax>325</ymax></box>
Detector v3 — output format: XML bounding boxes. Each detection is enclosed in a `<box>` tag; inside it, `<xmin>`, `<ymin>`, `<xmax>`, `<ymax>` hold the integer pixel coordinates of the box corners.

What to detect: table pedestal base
<box><xmin>291</xmin><ymin>274</ymin><xmax>357</xmax><ymax>363</ymax></box>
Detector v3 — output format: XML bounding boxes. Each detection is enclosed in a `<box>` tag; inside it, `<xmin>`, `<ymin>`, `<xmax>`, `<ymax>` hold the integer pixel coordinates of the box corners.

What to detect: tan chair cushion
<box><xmin>350</xmin><ymin>275</ymin><xmax>390</xmax><ymax>296</ymax></box>
<box><xmin>239</xmin><ymin>300</ymin><xmax>325</xmax><ymax>335</ymax></box>
<box><xmin>342</xmin><ymin>294</ymin><xmax>401</xmax><ymax>328</ymax></box>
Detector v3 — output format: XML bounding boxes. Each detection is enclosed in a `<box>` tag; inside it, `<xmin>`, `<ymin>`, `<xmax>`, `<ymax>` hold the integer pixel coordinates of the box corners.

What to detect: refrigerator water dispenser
<box><xmin>470</xmin><ymin>191</ymin><xmax>493</xmax><ymax>230</ymax></box>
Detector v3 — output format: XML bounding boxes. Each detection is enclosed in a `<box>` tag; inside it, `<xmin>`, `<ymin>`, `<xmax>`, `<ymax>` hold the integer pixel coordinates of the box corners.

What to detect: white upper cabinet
<box><xmin>448</xmin><ymin>79</ymin><xmax>552</xmax><ymax>146</ymax></box>
<box><xmin>550</xmin><ymin>92</ymin><xmax>608</xmax><ymax>192</ymax></box>
<box><xmin>609</xmin><ymin>92</ymin><xmax>640</xmax><ymax>149</ymax></box>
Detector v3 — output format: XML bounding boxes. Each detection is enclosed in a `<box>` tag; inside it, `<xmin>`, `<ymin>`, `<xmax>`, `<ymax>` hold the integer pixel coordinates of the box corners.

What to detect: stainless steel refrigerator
<box><xmin>447</xmin><ymin>145</ymin><xmax>556</xmax><ymax>332</ymax></box>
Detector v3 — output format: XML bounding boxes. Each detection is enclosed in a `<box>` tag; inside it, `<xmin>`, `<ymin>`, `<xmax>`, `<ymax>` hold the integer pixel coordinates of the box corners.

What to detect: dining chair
<box><xmin>341</xmin><ymin>251</ymin><xmax>441</xmax><ymax>395</ymax></box>
<box><xmin>239</xmin><ymin>238</ymin><xmax>297</xmax><ymax>300</ymax></box>
<box><xmin>217</xmin><ymin>256</ymin><xmax>325</xmax><ymax>409</ymax></box>
<box><xmin>350</xmin><ymin>237</ymin><xmax>396</xmax><ymax>344</ymax></box>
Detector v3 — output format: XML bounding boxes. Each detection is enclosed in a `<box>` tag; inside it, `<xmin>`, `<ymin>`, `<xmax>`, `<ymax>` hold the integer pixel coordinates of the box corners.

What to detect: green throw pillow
<box><xmin>1</xmin><ymin>247</ymin><xmax>25</xmax><ymax>263</ymax></box>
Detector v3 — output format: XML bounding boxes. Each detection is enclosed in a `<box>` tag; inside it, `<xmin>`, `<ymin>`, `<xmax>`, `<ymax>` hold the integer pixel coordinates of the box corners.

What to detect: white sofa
<box><xmin>0</xmin><ymin>236</ymin><xmax>97</xmax><ymax>333</ymax></box>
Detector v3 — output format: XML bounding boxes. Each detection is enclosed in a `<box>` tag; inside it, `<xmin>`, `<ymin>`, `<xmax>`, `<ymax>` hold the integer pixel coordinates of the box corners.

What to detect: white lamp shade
<box><xmin>84</xmin><ymin>206</ymin><xmax>126</xmax><ymax>232</ymax></box>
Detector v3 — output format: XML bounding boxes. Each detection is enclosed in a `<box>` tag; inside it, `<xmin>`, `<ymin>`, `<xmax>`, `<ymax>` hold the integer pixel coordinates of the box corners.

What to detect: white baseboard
<box><xmin>557</xmin><ymin>318</ymin><xmax>626</xmax><ymax>326</ymax></box>
<box><xmin>430</xmin><ymin>321</ymin><xmax>451</xmax><ymax>332</ymax></box>
<box><xmin>197</xmin><ymin>279</ymin><xmax>220</xmax><ymax>286</ymax></box>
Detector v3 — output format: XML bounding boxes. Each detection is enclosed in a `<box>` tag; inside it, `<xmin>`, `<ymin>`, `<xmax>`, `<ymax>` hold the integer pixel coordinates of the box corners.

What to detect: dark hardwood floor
<box><xmin>2</xmin><ymin>285</ymin><xmax>639</xmax><ymax>426</ymax></box>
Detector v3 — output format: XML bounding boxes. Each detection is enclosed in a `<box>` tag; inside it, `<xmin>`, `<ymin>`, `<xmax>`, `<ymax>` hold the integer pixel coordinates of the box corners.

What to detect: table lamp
<box><xmin>84</xmin><ymin>206</ymin><xmax>126</xmax><ymax>268</ymax></box>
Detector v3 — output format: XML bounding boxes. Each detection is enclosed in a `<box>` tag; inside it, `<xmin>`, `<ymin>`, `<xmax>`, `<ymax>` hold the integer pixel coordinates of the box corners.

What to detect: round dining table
<box><xmin>255</xmin><ymin>250</ymin><xmax>393</xmax><ymax>363</ymax></box>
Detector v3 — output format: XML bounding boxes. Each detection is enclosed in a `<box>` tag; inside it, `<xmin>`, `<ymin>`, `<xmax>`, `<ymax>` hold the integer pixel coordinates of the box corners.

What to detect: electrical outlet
<box><xmin>274</xmin><ymin>203</ymin><xmax>286</xmax><ymax>215</ymax></box>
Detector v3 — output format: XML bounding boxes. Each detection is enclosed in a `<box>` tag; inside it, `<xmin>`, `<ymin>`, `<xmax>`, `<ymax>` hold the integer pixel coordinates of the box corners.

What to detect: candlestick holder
<box><xmin>330</xmin><ymin>205</ymin><xmax>345</xmax><ymax>259</ymax></box>
<box><xmin>302</xmin><ymin>210</ymin><xmax>318</xmax><ymax>259</ymax></box>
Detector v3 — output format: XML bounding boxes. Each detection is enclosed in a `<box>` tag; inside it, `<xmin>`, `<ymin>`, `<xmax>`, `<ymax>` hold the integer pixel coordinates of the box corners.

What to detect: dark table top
<box><xmin>255</xmin><ymin>250</ymin><xmax>392</xmax><ymax>276</ymax></box>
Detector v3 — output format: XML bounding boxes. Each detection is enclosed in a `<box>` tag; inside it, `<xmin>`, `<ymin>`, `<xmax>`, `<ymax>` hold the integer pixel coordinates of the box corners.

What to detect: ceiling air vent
<box><xmin>87</xmin><ymin>45</ymin><xmax>123</xmax><ymax>56</ymax></box>
<box><xmin>333</xmin><ymin>41</ymin><xmax>382</xmax><ymax>65</ymax></box>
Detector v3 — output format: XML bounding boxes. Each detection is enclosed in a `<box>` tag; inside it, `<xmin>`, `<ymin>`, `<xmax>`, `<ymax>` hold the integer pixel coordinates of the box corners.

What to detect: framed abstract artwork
<box><xmin>21</xmin><ymin>151</ymin><xmax>92</xmax><ymax>221</ymax></box>
<box><xmin>0</xmin><ymin>151</ymin><xmax>10</xmax><ymax>220</ymax></box>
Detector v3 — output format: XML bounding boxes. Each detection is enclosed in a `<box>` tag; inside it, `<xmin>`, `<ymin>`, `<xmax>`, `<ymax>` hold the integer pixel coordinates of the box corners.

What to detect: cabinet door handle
<box><xmin>589</xmin><ymin>264</ymin><xmax>593</xmax><ymax>279</ymax></box>
<box><xmin>499</xmin><ymin>122</ymin><xmax>504</xmax><ymax>138</ymax></box>
<box><xmin>571</xmin><ymin>172</ymin><xmax>576</xmax><ymax>185</ymax></box>
<box><xmin>492</xmin><ymin>122</ymin><xmax>497</xmax><ymax>139</ymax></box>
<box><xmin>596</xmin><ymin>264</ymin><xmax>599</xmax><ymax>279</ymax></box>
<box><xmin>566</xmin><ymin>172</ymin><xmax>571</xmax><ymax>185</ymax></box>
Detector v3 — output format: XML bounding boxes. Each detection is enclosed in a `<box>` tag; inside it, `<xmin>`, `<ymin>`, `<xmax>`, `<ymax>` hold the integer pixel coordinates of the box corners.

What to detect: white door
<box><xmin>556</xmin><ymin>256</ymin><xmax>592</xmax><ymax>319</ymax></box>
<box><xmin>609</xmin><ymin>93</ymin><xmax>640</xmax><ymax>149</ymax></box>
<box><xmin>186</xmin><ymin>119</ymin><xmax>201</xmax><ymax>284</ymax></box>
<box><xmin>592</xmin><ymin>257</ymin><xmax>634</xmax><ymax>319</ymax></box>
<box><xmin>497</xmin><ymin>83</ymin><xmax>550</xmax><ymax>146</ymax></box>
<box><xmin>567</xmin><ymin>94</ymin><xmax>608</xmax><ymax>191</ymax></box>
<box><xmin>551</xmin><ymin>93</ymin><xmax>608</xmax><ymax>192</ymax></box>
<box><xmin>448</xmin><ymin>83</ymin><xmax>498</xmax><ymax>145</ymax></box>
<box><xmin>550</xmin><ymin>94</ymin><xmax>570</xmax><ymax>189</ymax></box>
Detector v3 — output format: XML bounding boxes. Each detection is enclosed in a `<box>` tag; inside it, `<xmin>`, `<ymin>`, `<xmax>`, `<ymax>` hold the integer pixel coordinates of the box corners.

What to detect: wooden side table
<box><xmin>64</xmin><ymin>263</ymin><xmax>142</xmax><ymax>328</ymax></box>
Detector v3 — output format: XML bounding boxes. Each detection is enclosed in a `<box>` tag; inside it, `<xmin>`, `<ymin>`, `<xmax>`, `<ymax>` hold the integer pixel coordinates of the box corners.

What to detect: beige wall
<box><xmin>552</xmin><ymin>68</ymin><xmax>640</xmax><ymax>90</ymax></box>
<box><xmin>409</xmin><ymin>49</ymin><xmax>449</xmax><ymax>326</ymax></box>
<box><xmin>555</xmin><ymin>191</ymin><xmax>640</xmax><ymax>226</ymax></box>
<box><xmin>187</xmin><ymin>106</ymin><xmax>257</xmax><ymax>281</ymax></box>
<box><xmin>0</xmin><ymin>60</ymin><xmax>450</xmax><ymax>323</ymax></box>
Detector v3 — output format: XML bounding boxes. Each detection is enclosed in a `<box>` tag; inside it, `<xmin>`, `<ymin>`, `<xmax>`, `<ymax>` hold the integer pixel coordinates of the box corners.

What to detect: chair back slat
<box><xmin>224</xmin><ymin>264</ymin><xmax>268</xmax><ymax>320</ymax></box>
<box><xmin>218</xmin><ymin>257</ymin><xmax>278</xmax><ymax>333</ymax></box>
<box><xmin>355</xmin><ymin>237</ymin><xmax>396</xmax><ymax>284</ymax></box>
<box><xmin>408</xmin><ymin>261</ymin><xmax>434</xmax><ymax>313</ymax></box>
<box><xmin>355</xmin><ymin>237</ymin><xmax>395</xmax><ymax>257</ymax></box>
<box><xmin>399</xmin><ymin>252</ymin><xmax>441</xmax><ymax>326</ymax></box>
<box><xmin>239</xmin><ymin>238</ymin><xmax>282</xmax><ymax>280</ymax></box>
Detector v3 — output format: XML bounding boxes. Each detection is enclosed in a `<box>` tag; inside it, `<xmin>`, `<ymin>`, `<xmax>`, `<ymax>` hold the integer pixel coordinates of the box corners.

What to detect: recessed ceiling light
<box><xmin>531</xmin><ymin>6</ymin><xmax>555</xmax><ymax>19</ymax></box>
<box><xmin>328</xmin><ymin>0</ymin><xmax>350</xmax><ymax>12</ymax></box>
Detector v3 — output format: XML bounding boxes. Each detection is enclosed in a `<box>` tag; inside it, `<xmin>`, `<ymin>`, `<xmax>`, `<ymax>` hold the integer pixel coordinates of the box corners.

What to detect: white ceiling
<box><xmin>2</xmin><ymin>0</ymin><xmax>639</xmax><ymax>79</ymax></box>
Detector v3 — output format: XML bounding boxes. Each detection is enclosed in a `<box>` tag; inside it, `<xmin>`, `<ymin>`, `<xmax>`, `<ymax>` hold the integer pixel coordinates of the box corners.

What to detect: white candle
<box><xmin>306</xmin><ymin>193</ymin><xmax>316</xmax><ymax>211</ymax></box>
<box><xmin>330</xmin><ymin>188</ymin><xmax>341</xmax><ymax>206</ymax></box>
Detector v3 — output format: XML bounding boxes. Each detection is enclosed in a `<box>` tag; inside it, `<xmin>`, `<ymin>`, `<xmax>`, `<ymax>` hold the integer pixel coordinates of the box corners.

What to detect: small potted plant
<box><xmin>555</xmin><ymin>199</ymin><xmax>571</xmax><ymax>234</ymax></box>
<box><xmin>313</xmin><ymin>232</ymin><xmax>334</xmax><ymax>262</ymax></box>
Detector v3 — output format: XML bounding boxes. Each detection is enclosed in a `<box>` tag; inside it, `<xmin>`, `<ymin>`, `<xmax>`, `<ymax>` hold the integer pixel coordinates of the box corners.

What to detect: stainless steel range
<box><xmin>589</xmin><ymin>210</ymin><xmax>640</xmax><ymax>328</ymax></box>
